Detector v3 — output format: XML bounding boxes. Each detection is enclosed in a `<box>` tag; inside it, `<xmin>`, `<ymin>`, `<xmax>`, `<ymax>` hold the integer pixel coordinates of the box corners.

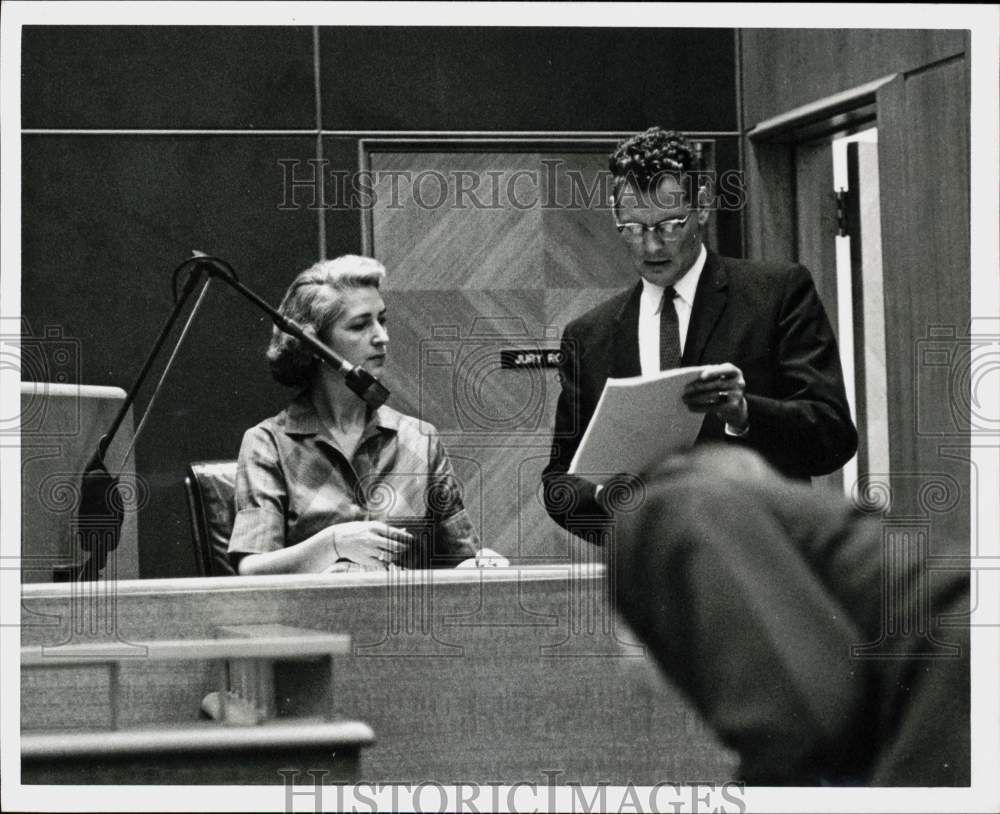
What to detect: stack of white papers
<box><xmin>568</xmin><ymin>366</ymin><xmax>711</xmax><ymax>484</ymax></box>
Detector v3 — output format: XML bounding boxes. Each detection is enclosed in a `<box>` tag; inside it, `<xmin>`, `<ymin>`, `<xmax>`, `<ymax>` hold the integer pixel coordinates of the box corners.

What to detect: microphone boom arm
<box><xmin>189</xmin><ymin>251</ymin><xmax>390</xmax><ymax>409</ymax></box>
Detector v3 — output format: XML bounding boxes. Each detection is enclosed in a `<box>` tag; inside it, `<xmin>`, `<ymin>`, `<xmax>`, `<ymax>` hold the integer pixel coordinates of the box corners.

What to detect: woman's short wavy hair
<box><xmin>267</xmin><ymin>255</ymin><xmax>386</xmax><ymax>388</ymax></box>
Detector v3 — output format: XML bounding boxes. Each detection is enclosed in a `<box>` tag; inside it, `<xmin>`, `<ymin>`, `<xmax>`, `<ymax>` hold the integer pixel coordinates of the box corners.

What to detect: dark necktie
<box><xmin>659</xmin><ymin>287</ymin><xmax>681</xmax><ymax>370</ymax></box>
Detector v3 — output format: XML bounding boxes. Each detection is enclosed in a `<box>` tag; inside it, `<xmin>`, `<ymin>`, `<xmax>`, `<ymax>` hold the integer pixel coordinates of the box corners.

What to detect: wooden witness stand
<box><xmin>20</xmin><ymin>566</ymin><xmax>735</xmax><ymax>786</ymax></box>
<box><xmin>21</xmin><ymin>624</ymin><xmax>373</xmax><ymax>784</ymax></box>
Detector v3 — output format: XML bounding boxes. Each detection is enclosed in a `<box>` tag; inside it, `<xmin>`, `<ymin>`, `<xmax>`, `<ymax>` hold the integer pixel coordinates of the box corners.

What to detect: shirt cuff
<box><xmin>228</xmin><ymin>507</ymin><xmax>285</xmax><ymax>556</ymax></box>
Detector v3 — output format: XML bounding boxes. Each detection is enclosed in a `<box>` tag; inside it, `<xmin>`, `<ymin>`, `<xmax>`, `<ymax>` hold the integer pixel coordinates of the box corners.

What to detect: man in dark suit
<box><xmin>611</xmin><ymin>446</ymin><xmax>969</xmax><ymax>786</ymax></box>
<box><xmin>543</xmin><ymin>127</ymin><xmax>858</xmax><ymax>533</ymax></box>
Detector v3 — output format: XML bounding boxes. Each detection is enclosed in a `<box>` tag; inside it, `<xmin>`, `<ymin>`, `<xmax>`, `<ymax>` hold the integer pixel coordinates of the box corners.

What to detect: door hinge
<box><xmin>835</xmin><ymin>188</ymin><xmax>850</xmax><ymax>237</ymax></box>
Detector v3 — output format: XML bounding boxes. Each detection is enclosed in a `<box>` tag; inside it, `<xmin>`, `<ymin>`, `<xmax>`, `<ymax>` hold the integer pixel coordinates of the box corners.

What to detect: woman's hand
<box><xmin>236</xmin><ymin>520</ymin><xmax>414</xmax><ymax>576</ymax></box>
<box><xmin>328</xmin><ymin>521</ymin><xmax>414</xmax><ymax>569</ymax></box>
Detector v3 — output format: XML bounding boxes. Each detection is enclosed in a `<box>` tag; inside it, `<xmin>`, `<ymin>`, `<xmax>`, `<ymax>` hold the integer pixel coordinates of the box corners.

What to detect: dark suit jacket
<box><xmin>542</xmin><ymin>251</ymin><xmax>858</xmax><ymax>532</ymax></box>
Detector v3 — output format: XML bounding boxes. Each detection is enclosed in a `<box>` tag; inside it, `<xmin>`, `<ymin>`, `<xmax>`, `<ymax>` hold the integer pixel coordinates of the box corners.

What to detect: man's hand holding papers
<box><xmin>568</xmin><ymin>365</ymin><xmax>713</xmax><ymax>484</ymax></box>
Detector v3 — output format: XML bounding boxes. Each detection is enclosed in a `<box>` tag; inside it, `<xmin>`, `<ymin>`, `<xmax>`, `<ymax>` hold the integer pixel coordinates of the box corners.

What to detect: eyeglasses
<box><xmin>615</xmin><ymin>213</ymin><xmax>693</xmax><ymax>242</ymax></box>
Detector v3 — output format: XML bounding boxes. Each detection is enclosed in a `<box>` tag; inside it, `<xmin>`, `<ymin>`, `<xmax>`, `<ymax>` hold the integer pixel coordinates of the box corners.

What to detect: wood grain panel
<box><xmin>378</xmin><ymin>288</ymin><xmax>566</xmax><ymax>557</ymax></box>
<box><xmin>373</xmin><ymin>153</ymin><xmax>545</xmax><ymax>290</ymax></box>
<box><xmin>377</xmin><ymin>285</ymin><xmax>642</xmax><ymax>560</ymax></box>
<box><xmin>743</xmin><ymin>141</ymin><xmax>796</xmax><ymax>262</ymax></box>
<box><xmin>540</xmin><ymin>152</ymin><xmax>635</xmax><ymax>289</ymax></box>
<box><xmin>740</xmin><ymin>29</ymin><xmax>966</xmax><ymax>126</ymax></box>
<box><xmin>372</xmin><ymin>148</ymin><xmax>729</xmax><ymax>292</ymax></box>
<box><xmin>21</xmin><ymin>664</ymin><xmax>112</xmax><ymax>730</ymax></box>
<box><xmin>22</xmin><ymin>573</ymin><xmax>737</xmax><ymax>784</ymax></box>
<box><xmin>794</xmin><ymin>141</ymin><xmax>840</xmax><ymax>325</ymax></box>
<box><xmin>370</xmin><ymin>146</ymin><xmax>734</xmax><ymax>562</ymax></box>
<box><xmin>379</xmin><ymin>288</ymin><xmax>555</xmax><ymax>434</ymax></box>
<box><xmin>740</xmin><ymin>37</ymin><xmax>972</xmax><ymax>547</ymax></box>
<box><xmin>545</xmin><ymin>288</ymin><xmax>634</xmax><ymax>330</ymax></box>
<box><xmin>876</xmin><ymin>59</ymin><xmax>970</xmax><ymax>548</ymax></box>
<box><xmin>369</xmin><ymin>151</ymin><xmax>624</xmax><ymax>565</ymax></box>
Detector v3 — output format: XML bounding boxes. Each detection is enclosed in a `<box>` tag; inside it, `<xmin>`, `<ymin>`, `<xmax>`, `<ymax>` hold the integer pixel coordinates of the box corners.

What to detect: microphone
<box><xmin>190</xmin><ymin>251</ymin><xmax>390</xmax><ymax>409</ymax></box>
<box><xmin>343</xmin><ymin>366</ymin><xmax>391</xmax><ymax>410</ymax></box>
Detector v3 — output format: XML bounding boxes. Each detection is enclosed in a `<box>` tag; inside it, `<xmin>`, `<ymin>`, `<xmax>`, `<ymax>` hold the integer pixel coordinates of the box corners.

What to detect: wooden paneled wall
<box><xmin>366</xmin><ymin>145</ymin><xmax>739</xmax><ymax>559</ymax></box>
<box><xmin>739</xmin><ymin>30</ymin><xmax>971</xmax><ymax>553</ymax></box>
<box><xmin>738</xmin><ymin>29</ymin><xmax>967</xmax><ymax>125</ymax></box>
<box><xmin>875</xmin><ymin>60</ymin><xmax>971</xmax><ymax>549</ymax></box>
<box><xmin>369</xmin><ymin>150</ymin><xmax>586</xmax><ymax>559</ymax></box>
<box><xmin>371</xmin><ymin>149</ymin><xmax>634</xmax><ymax>561</ymax></box>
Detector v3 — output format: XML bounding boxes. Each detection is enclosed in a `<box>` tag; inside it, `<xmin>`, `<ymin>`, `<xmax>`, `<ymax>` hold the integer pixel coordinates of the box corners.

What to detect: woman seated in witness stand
<box><xmin>229</xmin><ymin>255</ymin><xmax>493</xmax><ymax>575</ymax></box>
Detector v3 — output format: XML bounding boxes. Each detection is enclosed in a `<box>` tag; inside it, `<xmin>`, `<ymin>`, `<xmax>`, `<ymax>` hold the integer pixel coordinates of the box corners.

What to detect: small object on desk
<box><xmin>456</xmin><ymin>548</ymin><xmax>509</xmax><ymax>569</ymax></box>
<box><xmin>200</xmin><ymin>690</ymin><xmax>263</xmax><ymax>726</ymax></box>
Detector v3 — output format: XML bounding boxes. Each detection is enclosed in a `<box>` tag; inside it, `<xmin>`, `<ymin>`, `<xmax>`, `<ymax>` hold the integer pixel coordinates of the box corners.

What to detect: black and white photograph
<box><xmin>1</xmin><ymin>2</ymin><xmax>998</xmax><ymax>812</ymax></box>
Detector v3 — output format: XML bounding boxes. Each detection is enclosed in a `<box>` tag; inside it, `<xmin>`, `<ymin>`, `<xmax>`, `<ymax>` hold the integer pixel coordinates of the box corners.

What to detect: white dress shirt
<box><xmin>636</xmin><ymin>244</ymin><xmax>748</xmax><ymax>439</ymax></box>
<box><xmin>638</xmin><ymin>244</ymin><xmax>707</xmax><ymax>375</ymax></box>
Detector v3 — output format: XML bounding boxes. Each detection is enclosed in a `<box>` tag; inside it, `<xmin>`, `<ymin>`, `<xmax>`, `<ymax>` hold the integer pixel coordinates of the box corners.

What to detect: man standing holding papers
<box><xmin>543</xmin><ymin>127</ymin><xmax>857</xmax><ymax>534</ymax></box>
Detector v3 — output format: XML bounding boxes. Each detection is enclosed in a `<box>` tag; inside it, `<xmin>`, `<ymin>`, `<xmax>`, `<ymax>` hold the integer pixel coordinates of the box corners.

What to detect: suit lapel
<box><xmin>683</xmin><ymin>252</ymin><xmax>729</xmax><ymax>365</ymax></box>
<box><xmin>608</xmin><ymin>283</ymin><xmax>642</xmax><ymax>378</ymax></box>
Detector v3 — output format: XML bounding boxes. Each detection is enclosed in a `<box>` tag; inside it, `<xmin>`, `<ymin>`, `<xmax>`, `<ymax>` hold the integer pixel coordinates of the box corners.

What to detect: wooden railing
<box><xmin>21</xmin><ymin>624</ymin><xmax>374</xmax><ymax>784</ymax></box>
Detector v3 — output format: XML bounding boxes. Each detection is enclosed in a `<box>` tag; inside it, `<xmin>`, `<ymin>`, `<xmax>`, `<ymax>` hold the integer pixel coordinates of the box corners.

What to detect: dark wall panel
<box><xmin>320</xmin><ymin>137</ymin><xmax>366</xmax><ymax>257</ymax></box>
<box><xmin>711</xmin><ymin>136</ymin><xmax>743</xmax><ymax>256</ymax></box>
<box><xmin>22</xmin><ymin>136</ymin><xmax>319</xmax><ymax>577</ymax></box>
<box><xmin>22</xmin><ymin>27</ymin><xmax>316</xmax><ymax>129</ymax></box>
<box><xmin>740</xmin><ymin>28</ymin><xmax>965</xmax><ymax>126</ymax></box>
<box><xmin>320</xmin><ymin>28</ymin><xmax>737</xmax><ymax>132</ymax></box>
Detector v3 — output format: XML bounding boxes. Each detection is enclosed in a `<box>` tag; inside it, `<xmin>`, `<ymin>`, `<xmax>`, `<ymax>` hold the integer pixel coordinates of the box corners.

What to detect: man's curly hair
<box><xmin>608</xmin><ymin>128</ymin><xmax>701</xmax><ymax>211</ymax></box>
<box><xmin>609</xmin><ymin>128</ymin><xmax>699</xmax><ymax>185</ymax></box>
